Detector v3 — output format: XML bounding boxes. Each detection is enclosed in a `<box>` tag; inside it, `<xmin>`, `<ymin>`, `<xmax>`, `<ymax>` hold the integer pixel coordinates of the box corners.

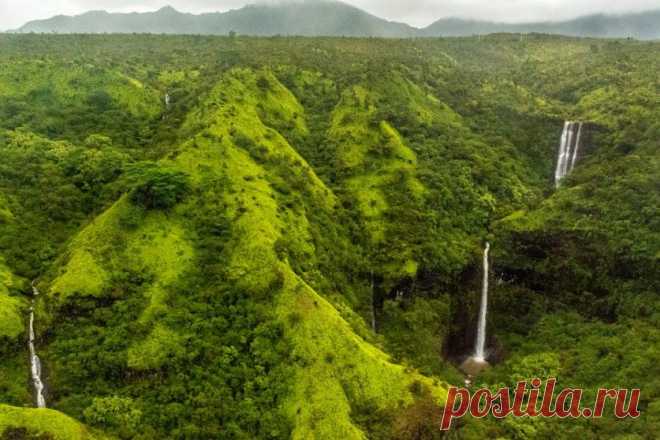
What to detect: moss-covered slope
<box><xmin>38</xmin><ymin>68</ymin><xmax>447</xmax><ymax>439</ymax></box>
<box><xmin>0</xmin><ymin>34</ymin><xmax>657</xmax><ymax>440</ymax></box>
<box><xmin>0</xmin><ymin>405</ymin><xmax>108</xmax><ymax>440</ymax></box>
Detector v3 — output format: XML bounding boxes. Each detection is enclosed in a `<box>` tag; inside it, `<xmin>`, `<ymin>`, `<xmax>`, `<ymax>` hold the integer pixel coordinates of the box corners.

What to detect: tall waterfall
<box><xmin>474</xmin><ymin>242</ymin><xmax>490</xmax><ymax>361</ymax></box>
<box><xmin>28</xmin><ymin>284</ymin><xmax>46</xmax><ymax>408</ymax></box>
<box><xmin>554</xmin><ymin>121</ymin><xmax>583</xmax><ymax>187</ymax></box>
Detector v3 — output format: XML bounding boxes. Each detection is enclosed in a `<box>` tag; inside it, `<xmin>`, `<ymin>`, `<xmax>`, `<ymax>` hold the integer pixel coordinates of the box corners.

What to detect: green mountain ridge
<box><xmin>0</xmin><ymin>34</ymin><xmax>657</xmax><ymax>439</ymax></box>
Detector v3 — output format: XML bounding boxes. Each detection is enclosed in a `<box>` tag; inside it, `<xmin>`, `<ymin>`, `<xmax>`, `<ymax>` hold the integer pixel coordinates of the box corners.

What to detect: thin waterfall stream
<box><xmin>555</xmin><ymin>121</ymin><xmax>583</xmax><ymax>187</ymax></box>
<box><xmin>459</xmin><ymin>242</ymin><xmax>491</xmax><ymax>377</ymax></box>
<box><xmin>473</xmin><ymin>242</ymin><xmax>490</xmax><ymax>361</ymax></box>
<box><xmin>28</xmin><ymin>282</ymin><xmax>46</xmax><ymax>408</ymax></box>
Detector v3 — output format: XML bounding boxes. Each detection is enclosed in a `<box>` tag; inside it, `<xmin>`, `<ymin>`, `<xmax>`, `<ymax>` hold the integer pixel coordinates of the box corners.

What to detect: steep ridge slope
<box><xmin>0</xmin><ymin>199</ymin><xmax>105</xmax><ymax>439</ymax></box>
<box><xmin>0</xmin><ymin>405</ymin><xmax>107</xmax><ymax>440</ymax></box>
<box><xmin>0</xmin><ymin>252</ymin><xmax>29</xmax><ymax>406</ymax></box>
<box><xmin>40</xmin><ymin>68</ymin><xmax>448</xmax><ymax>439</ymax></box>
<box><xmin>0</xmin><ymin>35</ymin><xmax>657</xmax><ymax>439</ymax></box>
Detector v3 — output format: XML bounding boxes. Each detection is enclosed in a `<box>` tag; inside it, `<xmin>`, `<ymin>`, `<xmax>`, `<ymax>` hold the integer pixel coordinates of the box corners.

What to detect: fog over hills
<box><xmin>422</xmin><ymin>9</ymin><xmax>660</xmax><ymax>39</ymax></box>
<box><xmin>13</xmin><ymin>1</ymin><xmax>660</xmax><ymax>39</ymax></box>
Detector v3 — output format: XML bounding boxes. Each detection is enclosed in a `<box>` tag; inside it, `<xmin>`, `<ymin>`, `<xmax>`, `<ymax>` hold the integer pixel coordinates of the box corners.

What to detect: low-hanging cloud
<box><xmin>2</xmin><ymin>0</ymin><xmax>659</xmax><ymax>30</ymax></box>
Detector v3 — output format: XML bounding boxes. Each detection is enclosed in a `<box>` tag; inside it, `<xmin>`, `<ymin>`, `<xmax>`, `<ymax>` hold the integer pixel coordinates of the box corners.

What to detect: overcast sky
<box><xmin>1</xmin><ymin>0</ymin><xmax>658</xmax><ymax>30</ymax></box>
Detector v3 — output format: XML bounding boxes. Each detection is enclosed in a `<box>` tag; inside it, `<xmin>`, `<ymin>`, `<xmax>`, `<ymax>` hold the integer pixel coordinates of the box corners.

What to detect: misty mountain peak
<box><xmin>13</xmin><ymin>3</ymin><xmax>660</xmax><ymax>39</ymax></box>
<box><xmin>156</xmin><ymin>6</ymin><xmax>179</xmax><ymax>14</ymax></box>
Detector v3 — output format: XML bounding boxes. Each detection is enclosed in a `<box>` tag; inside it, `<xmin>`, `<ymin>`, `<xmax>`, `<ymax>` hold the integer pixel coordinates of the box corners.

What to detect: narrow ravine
<box><xmin>28</xmin><ymin>282</ymin><xmax>46</xmax><ymax>408</ymax></box>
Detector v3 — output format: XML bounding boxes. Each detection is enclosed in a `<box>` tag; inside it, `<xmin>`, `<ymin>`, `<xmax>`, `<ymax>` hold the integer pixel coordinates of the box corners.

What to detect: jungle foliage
<box><xmin>0</xmin><ymin>34</ymin><xmax>657</xmax><ymax>439</ymax></box>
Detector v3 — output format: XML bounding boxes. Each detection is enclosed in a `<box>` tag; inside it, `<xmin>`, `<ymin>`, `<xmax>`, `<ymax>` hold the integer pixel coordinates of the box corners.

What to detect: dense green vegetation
<box><xmin>0</xmin><ymin>33</ymin><xmax>657</xmax><ymax>439</ymax></box>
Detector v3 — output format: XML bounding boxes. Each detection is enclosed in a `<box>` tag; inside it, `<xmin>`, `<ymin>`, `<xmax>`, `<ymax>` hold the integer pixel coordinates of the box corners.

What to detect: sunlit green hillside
<box><xmin>0</xmin><ymin>34</ymin><xmax>657</xmax><ymax>439</ymax></box>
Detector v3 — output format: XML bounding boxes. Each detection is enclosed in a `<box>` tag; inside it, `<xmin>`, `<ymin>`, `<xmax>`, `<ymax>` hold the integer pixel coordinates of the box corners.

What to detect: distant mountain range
<box><xmin>14</xmin><ymin>1</ymin><xmax>660</xmax><ymax>40</ymax></box>
<box><xmin>421</xmin><ymin>10</ymin><xmax>660</xmax><ymax>39</ymax></box>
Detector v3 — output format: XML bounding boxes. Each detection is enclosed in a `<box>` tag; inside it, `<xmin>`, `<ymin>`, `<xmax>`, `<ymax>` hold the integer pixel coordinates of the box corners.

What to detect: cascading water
<box><xmin>473</xmin><ymin>242</ymin><xmax>490</xmax><ymax>361</ymax></box>
<box><xmin>459</xmin><ymin>242</ymin><xmax>491</xmax><ymax>376</ymax></box>
<box><xmin>570</xmin><ymin>123</ymin><xmax>582</xmax><ymax>171</ymax></box>
<box><xmin>555</xmin><ymin>121</ymin><xmax>584</xmax><ymax>187</ymax></box>
<box><xmin>28</xmin><ymin>283</ymin><xmax>46</xmax><ymax>408</ymax></box>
